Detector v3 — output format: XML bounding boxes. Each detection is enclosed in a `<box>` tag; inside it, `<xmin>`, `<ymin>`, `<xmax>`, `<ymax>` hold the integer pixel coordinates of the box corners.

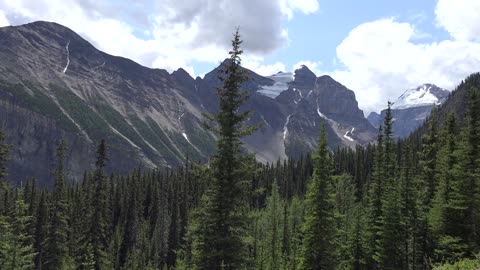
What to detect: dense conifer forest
<box><xmin>1</xmin><ymin>32</ymin><xmax>480</xmax><ymax>270</ymax></box>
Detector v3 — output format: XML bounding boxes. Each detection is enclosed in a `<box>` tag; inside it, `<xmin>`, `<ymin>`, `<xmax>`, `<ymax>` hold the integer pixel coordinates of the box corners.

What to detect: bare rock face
<box><xmin>273</xmin><ymin>70</ymin><xmax>377</xmax><ymax>159</ymax></box>
<box><xmin>0</xmin><ymin>21</ymin><xmax>378</xmax><ymax>185</ymax></box>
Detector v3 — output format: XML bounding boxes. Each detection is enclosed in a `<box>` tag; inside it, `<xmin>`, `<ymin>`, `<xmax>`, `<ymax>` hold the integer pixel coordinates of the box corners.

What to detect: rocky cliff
<box><xmin>0</xmin><ymin>21</ymin><xmax>377</xmax><ymax>185</ymax></box>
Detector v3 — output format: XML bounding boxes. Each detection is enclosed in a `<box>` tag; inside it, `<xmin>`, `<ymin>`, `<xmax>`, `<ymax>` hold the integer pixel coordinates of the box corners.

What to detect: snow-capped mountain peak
<box><xmin>257</xmin><ymin>71</ymin><xmax>293</xmax><ymax>98</ymax></box>
<box><xmin>392</xmin><ymin>84</ymin><xmax>449</xmax><ymax>110</ymax></box>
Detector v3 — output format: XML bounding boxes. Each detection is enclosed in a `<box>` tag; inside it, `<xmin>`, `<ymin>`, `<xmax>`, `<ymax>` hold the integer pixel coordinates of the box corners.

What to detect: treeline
<box><xmin>2</xmin><ymin>31</ymin><xmax>480</xmax><ymax>270</ymax></box>
<box><xmin>0</xmin><ymin>136</ymin><xmax>315</xmax><ymax>269</ymax></box>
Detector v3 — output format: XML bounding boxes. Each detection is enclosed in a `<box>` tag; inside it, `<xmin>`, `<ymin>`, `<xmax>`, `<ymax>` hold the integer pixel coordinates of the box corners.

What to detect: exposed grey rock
<box><xmin>0</xmin><ymin>21</ymin><xmax>378</xmax><ymax>185</ymax></box>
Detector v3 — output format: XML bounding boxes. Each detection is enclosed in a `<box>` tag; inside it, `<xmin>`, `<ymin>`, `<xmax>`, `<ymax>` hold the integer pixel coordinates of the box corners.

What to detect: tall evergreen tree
<box><xmin>44</xmin><ymin>139</ymin><xmax>70</xmax><ymax>269</ymax></box>
<box><xmin>366</xmin><ymin>126</ymin><xmax>385</xmax><ymax>269</ymax></box>
<box><xmin>383</xmin><ymin>102</ymin><xmax>396</xmax><ymax>180</ymax></box>
<box><xmin>457</xmin><ymin>88</ymin><xmax>480</xmax><ymax>254</ymax></box>
<box><xmin>415</xmin><ymin>108</ymin><xmax>440</xmax><ymax>268</ymax></box>
<box><xmin>0</xmin><ymin>130</ymin><xmax>9</xmax><ymax>185</ymax></box>
<box><xmin>259</xmin><ymin>180</ymin><xmax>283</xmax><ymax>269</ymax></box>
<box><xmin>300</xmin><ymin>123</ymin><xmax>336</xmax><ymax>270</ymax></box>
<box><xmin>190</xmin><ymin>29</ymin><xmax>257</xmax><ymax>270</ymax></box>
<box><xmin>334</xmin><ymin>173</ymin><xmax>367</xmax><ymax>270</ymax></box>
<box><xmin>90</xmin><ymin>139</ymin><xmax>111</xmax><ymax>269</ymax></box>
<box><xmin>429</xmin><ymin>113</ymin><xmax>466</xmax><ymax>263</ymax></box>
<box><xmin>0</xmin><ymin>130</ymin><xmax>10</xmax><ymax>213</ymax></box>
<box><xmin>118</xmin><ymin>179</ymin><xmax>138</xmax><ymax>269</ymax></box>
<box><xmin>421</xmin><ymin>107</ymin><xmax>440</xmax><ymax>205</ymax></box>
<box><xmin>34</xmin><ymin>191</ymin><xmax>48</xmax><ymax>270</ymax></box>
<box><xmin>375</xmin><ymin>101</ymin><xmax>404</xmax><ymax>269</ymax></box>
<box><xmin>0</xmin><ymin>190</ymin><xmax>36</xmax><ymax>269</ymax></box>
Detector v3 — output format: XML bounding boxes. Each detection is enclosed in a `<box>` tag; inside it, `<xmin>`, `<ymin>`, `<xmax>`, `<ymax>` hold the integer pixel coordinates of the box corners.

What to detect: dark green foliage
<box><xmin>44</xmin><ymin>139</ymin><xmax>70</xmax><ymax>269</ymax></box>
<box><xmin>189</xmin><ymin>29</ymin><xmax>258</xmax><ymax>270</ymax></box>
<box><xmin>51</xmin><ymin>85</ymin><xmax>111</xmax><ymax>137</ymax></box>
<box><xmin>458</xmin><ymin>88</ymin><xmax>480</xmax><ymax>252</ymax></box>
<box><xmin>34</xmin><ymin>191</ymin><xmax>48</xmax><ymax>270</ymax></box>
<box><xmin>0</xmin><ymin>80</ymin><xmax>78</xmax><ymax>131</ymax></box>
<box><xmin>0</xmin><ymin>190</ymin><xmax>36</xmax><ymax>269</ymax></box>
<box><xmin>90</xmin><ymin>139</ymin><xmax>111</xmax><ymax>269</ymax></box>
<box><xmin>0</xmin><ymin>129</ymin><xmax>9</xmax><ymax>190</ymax></box>
<box><xmin>300</xmin><ymin>124</ymin><xmax>336</xmax><ymax>270</ymax></box>
<box><xmin>3</xmin><ymin>73</ymin><xmax>480</xmax><ymax>270</ymax></box>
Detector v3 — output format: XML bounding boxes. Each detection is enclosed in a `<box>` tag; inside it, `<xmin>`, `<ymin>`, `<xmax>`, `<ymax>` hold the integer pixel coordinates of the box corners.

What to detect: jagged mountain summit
<box><xmin>0</xmin><ymin>21</ymin><xmax>377</xmax><ymax>184</ymax></box>
<box><xmin>368</xmin><ymin>83</ymin><xmax>450</xmax><ymax>138</ymax></box>
<box><xmin>392</xmin><ymin>84</ymin><xmax>450</xmax><ymax>110</ymax></box>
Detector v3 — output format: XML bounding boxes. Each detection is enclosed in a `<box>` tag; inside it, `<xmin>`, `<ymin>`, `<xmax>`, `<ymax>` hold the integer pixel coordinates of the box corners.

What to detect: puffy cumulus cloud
<box><xmin>435</xmin><ymin>0</ymin><xmax>480</xmax><ymax>41</ymax></box>
<box><xmin>0</xmin><ymin>0</ymin><xmax>319</xmax><ymax>77</ymax></box>
<box><xmin>280</xmin><ymin>0</ymin><xmax>320</xmax><ymax>20</ymax></box>
<box><xmin>242</xmin><ymin>57</ymin><xmax>287</xmax><ymax>76</ymax></box>
<box><xmin>293</xmin><ymin>60</ymin><xmax>323</xmax><ymax>75</ymax></box>
<box><xmin>158</xmin><ymin>0</ymin><xmax>289</xmax><ymax>55</ymax></box>
<box><xmin>0</xmin><ymin>9</ymin><xmax>8</xmax><ymax>26</ymax></box>
<box><xmin>329</xmin><ymin>18</ymin><xmax>480</xmax><ymax>114</ymax></box>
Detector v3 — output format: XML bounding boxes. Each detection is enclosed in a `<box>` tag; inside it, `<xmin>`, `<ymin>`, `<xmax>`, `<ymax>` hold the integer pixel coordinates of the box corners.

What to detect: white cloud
<box><xmin>242</xmin><ymin>57</ymin><xmax>286</xmax><ymax>76</ymax></box>
<box><xmin>329</xmin><ymin>18</ymin><xmax>480</xmax><ymax>114</ymax></box>
<box><xmin>280</xmin><ymin>0</ymin><xmax>319</xmax><ymax>20</ymax></box>
<box><xmin>293</xmin><ymin>60</ymin><xmax>323</xmax><ymax>75</ymax></box>
<box><xmin>0</xmin><ymin>0</ymin><xmax>319</xmax><ymax>77</ymax></box>
<box><xmin>435</xmin><ymin>0</ymin><xmax>480</xmax><ymax>41</ymax></box>
<box><xmin>0</xmin><ymin>9</ymin><xmax>8</xmax><ymax>26</ymax></box>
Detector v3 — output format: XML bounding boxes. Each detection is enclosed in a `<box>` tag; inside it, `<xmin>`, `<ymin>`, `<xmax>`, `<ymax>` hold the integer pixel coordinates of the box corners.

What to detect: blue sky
<box><xmin>0</xmin><ymin>0</ymin><xmax>480</xmax><ymax>113</ymax></box>
<box><xmin>263</xmin><ymin>0</ymin><xmax>444</xmax><ymax>72</ymax></box>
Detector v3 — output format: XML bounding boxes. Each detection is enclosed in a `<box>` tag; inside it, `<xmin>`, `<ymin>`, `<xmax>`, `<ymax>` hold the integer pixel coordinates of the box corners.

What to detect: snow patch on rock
<box><xmin>258</xmin><ymin>71</ymin><xmax>292</xmax><ymax>98</ymax></box>
<box><xmin>343</xmin><ymin>127</ymin><xmax>355</xmax><ymax>142</ymax></box>
<box><xmin>62</xmin><ymin>40</ymin><xmax>70</xmax><ymax>73</ymax></box>
<box><xmin>393</xmin><ymin>84</ymin><xmax>448</xmax><ymax>110</ymax></box>
<box><xmin>283</xmin><ymin>114</ymin><xmax>292</xmax><ymax>140</ymax></box>
<box><xmin>182</xmin><ymin>132</ymin><xmax>192</xmax><ymax>144</ymax></box>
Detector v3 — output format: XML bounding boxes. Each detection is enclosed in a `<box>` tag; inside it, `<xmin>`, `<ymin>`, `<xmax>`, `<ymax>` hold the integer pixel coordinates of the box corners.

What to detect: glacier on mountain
<box><xmin>392</xmin><ymin>84</ymin><xmax>448</xmax><ymax>110</ymax></box>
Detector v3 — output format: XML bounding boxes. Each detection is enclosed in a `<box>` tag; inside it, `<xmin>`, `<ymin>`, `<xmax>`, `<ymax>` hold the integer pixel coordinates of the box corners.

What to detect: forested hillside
<box><xmin>1</xmin><ymin>33</ymin><xmax>480</xmax><ymax>270</ymax></box>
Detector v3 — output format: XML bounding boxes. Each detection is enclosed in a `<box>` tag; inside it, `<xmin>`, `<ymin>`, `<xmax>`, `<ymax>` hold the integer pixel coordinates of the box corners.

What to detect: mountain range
<box><xmin>0</xmin><ymin>21</ymin><xmax>445</xmax><ymax>185</ymax></box>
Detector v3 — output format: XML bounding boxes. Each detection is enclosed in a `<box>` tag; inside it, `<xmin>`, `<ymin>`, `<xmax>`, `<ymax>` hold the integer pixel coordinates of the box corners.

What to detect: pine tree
<box><xmin>0</xmin><ymin>130</ymin><xmax>9</xmax><ymax>186</ymax></box>
<box><xmin>118</xmin><ymin>175</ymin><xmax>139</xmax><ymax>269</ymax></box>
<box><xmin>190</xmin><ymin>29</ymin><xmax>257</xmax><ymax>270</ymax></box>
<box><xmin>458</xmin><ymin>88</ymin><xmax>480</xmax><ymax>252</ymax></box>
<box><xmin>399</xmin><ymin>144</ymin><xmax>422</xmax><ymax>269</ymax></box>
<box><xmin>90</xmin><ymin>139</ymin><xmax>111</xmax><ymax>269</ymax></box>
<box><xmin>421</xmin><ymin>107</ymin><xmax>440</xmax><ymax>205</ymax></box>
<box><xmin>0</xmin><ymin>130</ymin><xmax>10</xmax><ymax>216</ymax></box>
<box><xmin>375</xmin><ymin>102</ymin><xmax>404</xmax><ymax>269</ymax></box>
<box><xmin>44</xmin><ymin>139</ymin><xmax>70</xmax><ymax>269</ymax></box>
<box><xmin>429</xmin><ymin>113</ymin><xmax>466</xmax><ymax>263</ymax></box>
<box><xmin>437</xmin><ymin>88</ymin><xmax>480</xmax><ymax>260</ymax></box>
<box><xmin>406</xmin><ymin>108</ymin><xmax>440</xmax><ymax>269</ymax></box>
<box><xmin>383</xmin><ymin>102</ymin><xmax>395</xmax><ymax>180</ymax></box>
<box><xmin>34</xmin><ymin>191</ymin><xmax>48</xmax><ymax>269</ymax></box>
<box><xmin>366</xmin><ymin>126</ymin><xmax>385</xmax><ymax>269</ymax></box>
<box><xmin>300</xmin><ymin>123</ymin><xmax>336</xmax><ymax>270</ymax></box>
<box><xmin>255</xmin><ymin>179</ymin><xmax>283</xmax><ymax>269</ymax></box>
<box><xmin>289</xmin><ymin>196</ymin><xmax>304</xmax><ymax>268</ymax></box>
<box><xmin>0</xmin><ymin>190</ymin><xmax>36</xmax><ymax>269</ymax></box>
<box><xmin>334</xmin><ymin>173</ymin><xmax>366</xmax><ymax>270</ymax></box>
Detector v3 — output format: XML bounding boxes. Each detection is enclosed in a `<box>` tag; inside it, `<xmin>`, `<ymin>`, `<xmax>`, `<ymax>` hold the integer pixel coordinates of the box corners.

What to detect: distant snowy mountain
<box><xmin>368</xmin><ymin>83</ymin><xmax>450</xmax><ymax>138</ymax></box>
<box><xmin>392</xmin><ymin>84</ymin><xmax>449</xmax><ymax>110</ymax></box>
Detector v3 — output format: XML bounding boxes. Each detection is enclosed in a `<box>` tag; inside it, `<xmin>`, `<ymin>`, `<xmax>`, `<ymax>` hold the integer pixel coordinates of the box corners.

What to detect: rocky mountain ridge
<box><xmin>1</xmin><ymin>21</ymin><xmax>376</xmax><ymax>184</ymax></box>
